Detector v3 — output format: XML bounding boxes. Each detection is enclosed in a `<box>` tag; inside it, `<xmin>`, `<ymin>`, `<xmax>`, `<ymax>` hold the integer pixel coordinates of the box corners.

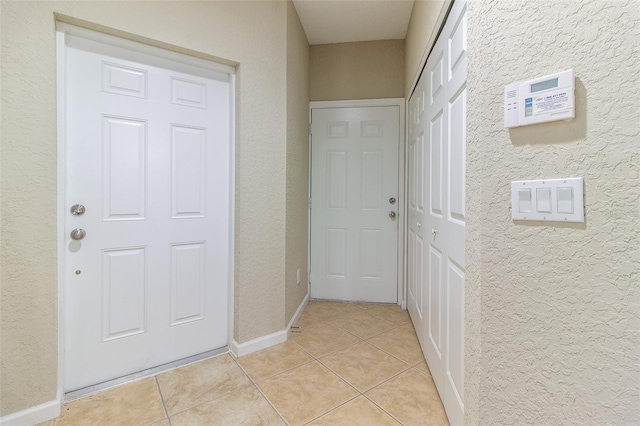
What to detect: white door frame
<box><xmin>56</xmin><ymin>23</ymin><xmax>236</xmax><ymax>401</ymax></box>
<box><xmin>308</xmin><ymin>98</ymin><xmax>405</xmax><ymax>306</ymax></box>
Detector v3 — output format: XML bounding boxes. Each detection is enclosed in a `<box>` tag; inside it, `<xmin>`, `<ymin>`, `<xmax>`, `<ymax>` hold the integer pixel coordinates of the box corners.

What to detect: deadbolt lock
<box><xmin>70</xmin><ymin>204</ymin><xmax>86</xmax><ymax>216</ymax></box>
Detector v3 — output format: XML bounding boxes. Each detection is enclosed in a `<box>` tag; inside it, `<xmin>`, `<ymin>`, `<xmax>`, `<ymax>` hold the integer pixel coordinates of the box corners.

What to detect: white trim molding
<box><xmin>287</xmin><ymin>293</ymin><xmax>309</xmax><ymax>338</ymax></box>
<box><xmin>230</xmin><ymin>291</ymin><xmax>308</xmax><ymax>358</ymax></box>
<box><xmin>310</xmin><ymin>97</ymin><xmax>405</xmax><ymax>110</ymax></box>
<box><xmin>230</xmin><ymin>331</ymin><xmax>288</xmax><ymax>358</ymax></box>
<box><xmin>0</xmin><ymin>400</ymin><xmax>60</xmax><ymax>426</ymax></box>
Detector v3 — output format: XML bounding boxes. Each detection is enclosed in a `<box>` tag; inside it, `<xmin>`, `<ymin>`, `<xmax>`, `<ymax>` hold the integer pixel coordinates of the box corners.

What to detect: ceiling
<box><xmin>292</xmin><ymin>0</ymin><xmax>415</xmax><ymax>45</ymax></box>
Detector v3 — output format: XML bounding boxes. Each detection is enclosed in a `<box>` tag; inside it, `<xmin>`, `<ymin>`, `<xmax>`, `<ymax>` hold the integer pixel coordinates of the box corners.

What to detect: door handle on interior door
<box><xmin>389</xmin><ymin>211</ymin><xmax>396</xmax><ymax>219</ymax></box>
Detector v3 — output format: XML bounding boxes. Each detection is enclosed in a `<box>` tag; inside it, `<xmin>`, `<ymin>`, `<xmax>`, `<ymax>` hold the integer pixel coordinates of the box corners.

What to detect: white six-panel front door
<box><xmin>63</xmin><ymin>34</ymin><xmax>231</xmax><ymax>392</ymax></box>
<box><xmin>310</xmin><ymin>106</ymin><xmax>399</xmax><ymax>303</ymax></box>
<box><xmin>407</xmin><ymin>0</ymin><xmax>467</xmax><ymax>423</ymax></box>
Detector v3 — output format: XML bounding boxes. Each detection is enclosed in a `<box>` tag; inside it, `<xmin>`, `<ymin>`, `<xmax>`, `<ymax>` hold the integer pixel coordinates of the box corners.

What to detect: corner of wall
<box><xmin>285</xmin><ymin>0</ymin><xmax>310</xmax><ymax>325</ymax></box>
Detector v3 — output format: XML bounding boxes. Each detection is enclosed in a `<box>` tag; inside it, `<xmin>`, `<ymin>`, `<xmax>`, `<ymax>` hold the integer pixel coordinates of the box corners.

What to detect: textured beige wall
<box><xmin>309</xmin><ymin>40</ymin><xmax>404</xmax><ymax>101</ymax></box>
<box><xmin>404</xmin><ymin>0</ymin><xmax>448</xmax><ymax>96</ymax></box>
<box><xmin>285</xmin><ymin>1</ymin><xmax>310</xmax><ymax>324</ymax></box>
<box><xmin>467</xmin><ymin>0</ymin><xmax>640</xmax><ymax>424</ymax></box>
<box><xmin>0</xmin><ymin>0</ymin><xmax>292</xmax><ymax>416</ymax></box>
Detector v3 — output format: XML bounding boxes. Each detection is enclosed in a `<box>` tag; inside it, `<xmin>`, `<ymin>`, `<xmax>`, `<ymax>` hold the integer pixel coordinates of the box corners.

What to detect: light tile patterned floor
<box><xmin>42</xmin><ymin>301</ymin><xmax>449</xmax><ymax>426</ymax></box>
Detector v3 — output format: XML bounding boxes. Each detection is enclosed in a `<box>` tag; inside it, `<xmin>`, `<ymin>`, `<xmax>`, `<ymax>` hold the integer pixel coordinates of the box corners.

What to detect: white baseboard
<box><xmin>231</xmin><ymin>292</ymin><xmax>309</xmax><ymax>358</ymax></box>
<box><xmin>287</xmin><ymin>292</ymin><xmax>309</xmax><ymax>338</ymax></box>
<box><xmin>230</xmin><ymin>329</ymin><xmax>287</xmax><ymax>358</ymax></box>
<box><xmin>0</xmin><ymin>399</ymin><xmax>60</xmax><ymax>426</ymax></box>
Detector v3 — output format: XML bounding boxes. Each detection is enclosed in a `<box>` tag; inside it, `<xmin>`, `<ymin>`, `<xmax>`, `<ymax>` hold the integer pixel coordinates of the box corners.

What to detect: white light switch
<box><xmin>518</xmin><ymin>189</ymin><xmax>532</xmax><ymax>212</ymax></box>
<box><xmin>557</xmin><ymin>187</ymin><xmax>574</xmax><ymax>214</ymax></box>
<box><xmin>511</xmin><ymin>178</ymin><xmax>584</xmax><ymax>223</ymax></box>
<box><xmin>536</xmin><ymin>188</ymin><xmax>552</xmax><ymax>213</ymax></box>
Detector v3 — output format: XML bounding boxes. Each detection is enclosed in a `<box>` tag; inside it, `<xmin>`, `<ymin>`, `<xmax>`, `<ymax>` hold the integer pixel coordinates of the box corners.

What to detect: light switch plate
<box><xmin>511</xmin><ymin>178</ymin><xmax>584</xmax><ymax>222</ymax></box>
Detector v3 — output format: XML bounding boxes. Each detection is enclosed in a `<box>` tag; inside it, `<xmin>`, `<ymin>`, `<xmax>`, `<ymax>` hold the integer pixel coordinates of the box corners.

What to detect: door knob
<box><xmin>70</xmin><ymin>204</ymin><xmax>86</xmax><ymax>216</ymax></box>
<box><xmin>389</xmin><ymin>211</ymin><xmax>396</xmax><ymax>219</ymax></box>
<box><xmin>70</xmin><ymin>228</ymin><xmax>86</xmax><ymax>240</ymax></box>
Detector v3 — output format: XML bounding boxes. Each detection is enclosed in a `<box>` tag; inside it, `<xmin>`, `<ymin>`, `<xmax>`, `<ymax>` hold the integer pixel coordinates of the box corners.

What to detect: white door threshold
<box><xmin>64</xmin><ymin>346</ymin><xmax>228</xmax><ymax>402</ymax></box>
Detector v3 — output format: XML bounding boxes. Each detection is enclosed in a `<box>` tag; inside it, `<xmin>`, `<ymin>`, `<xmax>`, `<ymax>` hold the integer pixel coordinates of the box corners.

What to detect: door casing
<box><xmin>56</xmin><ymin>23</ymin><xmax>236</xmax><ymax>401</ymax></box>
<box><xmin>308</xmin><ymin>98</ymin><xmax>406</xmax><ymax>306</ymax></box>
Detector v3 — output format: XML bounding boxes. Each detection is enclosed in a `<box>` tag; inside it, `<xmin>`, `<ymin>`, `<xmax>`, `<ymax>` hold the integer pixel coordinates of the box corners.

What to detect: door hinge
<box><xmin>308</xmin><ymin>198</ymin><xmax>312</xmax><ymax>209</ymax></box>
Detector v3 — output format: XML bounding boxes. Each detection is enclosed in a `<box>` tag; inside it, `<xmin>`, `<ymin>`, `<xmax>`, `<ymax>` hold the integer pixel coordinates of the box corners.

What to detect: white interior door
<box><xmin>63</xmin><ymin>32</ymin><xmax>232</xmax><ymax>392</ymax></box>
<box><xmin>407</xmin><ymin>79</ymin><xmax>427</xmax><ymax>353</ymax></box>
<box><xmin>310</xmin><ymin>106</ymin><xmax>399</xmax><ymax>303</ymax></box>
<box><xmin>408</xmin><ymin>0</ymin><xmax>467</xmax><ymax>424</ymax></box>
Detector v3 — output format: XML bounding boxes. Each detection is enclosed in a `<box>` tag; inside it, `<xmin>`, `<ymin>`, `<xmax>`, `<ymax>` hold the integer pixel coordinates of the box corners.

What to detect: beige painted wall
<box><xmin>0</xmin><ymin>0</ymin><xmax>310</xmax><ymax>416</ymax></box>
<box><xmin>466</xmin><ymin>0</ymin><xmax>639</xmax><ymax>424</ymax></box>
<box><xmin>404</xmin><ymin>0</ymin><xmax>448</xmax><ymax>96</ymax></box>
<box><xmin>310</xmin><ymin>40</ymin><xmax>404</xmax><ymax>101</ymax></box>
<box><xmin>285</xmin><ymin>1</ymin><xmax>310</xmax><ymax>324</ymax></box>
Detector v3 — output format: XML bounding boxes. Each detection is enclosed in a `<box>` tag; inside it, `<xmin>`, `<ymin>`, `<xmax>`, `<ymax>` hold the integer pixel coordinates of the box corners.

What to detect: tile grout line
<box><xmin>358</xmin><ymin>339</ymin><xmax>416</xmax><ymax>367</ymax></box>
<box><xmin>314</xmin><ymin>346</ymin><xmax>415</xmax><ymax>393</ymax></box>
<box><xmin>285</xmin><ymin>307</ymin><xmax>367</xmax><ymax>425</ymax></box>
<box><xmin>244</xmin><ymin>357</ymin><xmax>318</xmax><ymax>384</ymax></box>
<box><xmin>231</xmin><ymin>355</ymin><xmax>290</xmax><ymax>425</ymax></box>
<box><xmin>276</xmin><ymin>303</ymin><xmax>422</xmax><ymax>425</ymax></box>
<box><xmin>300</xmin><ymin>393</ymin><xmax>363</xmax><ymax>426</ymax></box>
<box><xmin>364</xmin><ymin>364</ymin><xmax>445</xmax><ymax>426</ymax></box>
<box><xmin>297</xmin><ymin>308</ymin><xmax>391</xmax><ymax>424</ymax></box>
<box><xmin>362</xmin><ymin>392</ymin><xmax>407</xmax><ymax>426</ymax></box>
<box><xmin>363</xmin><ymin>333</ymin><xmax>427</xmax><ymax>368</ymax></box>
<box><xmin>330</xmin><ymin>320</ymin><xmax>408</xmax><ymax>342</ymax></box>
<box><xmin>154</xmin><ymin>375</ymin><xmax>172</xmax><ymax>426</ymax></box>
<box><xmin>155</xmin><ymin>354</ymin><xmax>255</xmax><ymax>420</ymax></box>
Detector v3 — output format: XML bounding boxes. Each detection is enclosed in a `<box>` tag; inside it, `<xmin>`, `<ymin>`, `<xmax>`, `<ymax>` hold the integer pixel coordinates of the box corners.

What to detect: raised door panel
<box><xmin>428</xmin><ymin>245</ymin><xmax>443</xmax><ymax>360</ymax></box>
<box><xmin>415</xmin><ymin>233</ymin><xmax>425</xmax><ymax>319</ymax></box>
<box><xmin>327</xmin><ymin>151</ymin><xmax>347</xmax><ymax>210</ymax></box>
<box><xmin>170</xmin><ymin>242</ymin><xmax>206</xmax><ymax>326</ymax></box>
<box><xmin>417</xmin><ymin>134</ymin><xmax>425</xmax><ymax>212</ymax></box>
<box><xmin>171</xmin><ymin>77</ymin><xmax>207</xmax><ymax>109</ymax></box>
<box><xmin>102</xmin><ymin>62</ymin><xmax>147</xmax><ymax>98</ymax></box>
<box><xmin>102</xmin><ymin>116</ymin><xmax>147</xmax><ymax>221</ymax></box>
<box><xmin>171</xmin><ymin>125</ymin><xmax>206</xmax><ymax>218</ymax></box>
<box><xmin>430</xmin><ymin>116</ymin><xmax>443</xmax><ymax>218</ymax></box>
<box><xmin>327</xmin><ymin>228</ymin><xmax>348</xmax><ymax>278</ymax></box>
<box><xmin>361</xmin><ymin>151</ymin><xmax>382</xmax><ymax>210</ymax></box>
<box><xmin>102</xmin><ymin>247</ymin><xmax>146</xmax><ymax>341</ymax></box>
<box><xmin>446</xmin><ymin>259</ymin><xmax>465</xmax><ymax>404</ymax></box>
<box><xmin>448</xmin><ymin>89</ymin><xmax>466</xmax><ymax>226</ymax></box>
<box><xmin>360</xmin><ymin>229</ymin><xmax>382</xmax><ymax>279</ymax></box>
<box><xmin>409</xmin><ymin>140</ymin><xmax>417</xmax><ymax>210</ymax></box>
